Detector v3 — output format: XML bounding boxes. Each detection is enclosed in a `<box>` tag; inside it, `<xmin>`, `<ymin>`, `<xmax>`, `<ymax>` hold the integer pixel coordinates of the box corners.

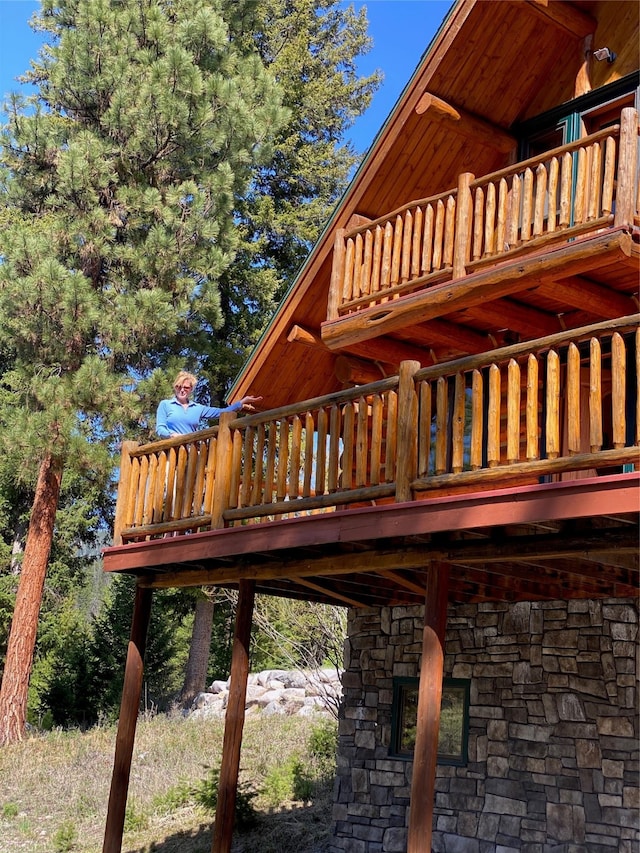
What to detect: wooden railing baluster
<box><xmin>435</xmin><ymin>376</ymin><xmax>448</xmax><ymax>475</ymax></box>
<box><xmin>507</xmin><ymin>359</ymin><xmax>521</xmax><ymax>464</ymax></box>
<box><xmin>470</xmin><ymin>370</ymin><xmax>483</xmax><ymax>470</ymax></box>
<box><xmin>567</xmin><ymin>343</ymin><xmax>581</xmax><ymax>455</ymax></box>
<box><xmin>526</xmin><ymin>354</ymin><xmax>539</xmax><ymax>462</ymax></box>
<box><xmin>370</xmin><ymin>394</ymin><xmax>384</xmax><ymax>485</ymax></box>
<box><xmin>612</xmin><ymin>332</ymin><xmax>626</xmax><ymax>449</ymax></box>
<box><xmin>589</xmin><ymin>337</ymin><xmax>603</xmax><ymax>453</ymax></box>
<box><xmin>487</xmin><ymin>364</ymin><xmax>501</xmax><ymax>467</ymax></box>
<box><xmin>418</xmin><ymin>380</ymin><xmax>433</xmax><ymax>478</ymax></box>
<box><xmin>289</xmin><ymin>415</ymin><xmax>302</xmax><ymax>500</ymax></box>
<box><xmin>451</xmin><ymin>372</ymin><xmax>466</xmax><ymax>474</ymax></box>
<box><xmin>546</xmin><ymin>351</ymin><xmax>561</xmax><ymax>460</ymax></box>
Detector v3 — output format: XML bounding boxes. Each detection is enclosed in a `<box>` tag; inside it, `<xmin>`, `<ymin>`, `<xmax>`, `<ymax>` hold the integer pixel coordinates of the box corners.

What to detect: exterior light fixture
<box><xmin>593</xmin><ymin>47</ymin><xmax>616</xmax><ymax>63</ymax></box>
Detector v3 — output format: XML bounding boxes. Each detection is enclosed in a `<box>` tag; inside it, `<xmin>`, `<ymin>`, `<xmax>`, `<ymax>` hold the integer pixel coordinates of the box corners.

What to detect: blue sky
<box><xmin>0</xmin><ymin>0</ymin><xmax>452</xmax><ymax>152</ymax></box>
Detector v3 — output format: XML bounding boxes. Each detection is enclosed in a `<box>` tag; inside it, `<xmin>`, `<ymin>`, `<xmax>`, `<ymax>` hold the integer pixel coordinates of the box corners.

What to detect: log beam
<box><xmin>407</xmin><ymin>561</ymin><xmax>450</xmax><ymax>853</ymax></box>
<box><xmin>461</xmin><ymin>297</ymin><xmax>561</xmax><ymax>339</ymax></box>
<box><xmin>212</xmin><ymin>580</ymin><xmax>255</xmax><ymax>853</ymax></box>
<box><xmin>537</xmin><ymin>277</ymin><xmax>637</xmax><ymax>318</ymax></box>
<box><xmin>287</xmin><ymin>323</ymin><xmax>427</xmax><ymax>368</ymax></box>
<box><xmin>335</xmin><ymin>355</ymin><xmax>385</xmax><ymax>386</ymax></box>
<box><xmin>415</xmin><ymin>92</ymin><xmax>515</xmax><ymax>154</ymax></box>
<box><xmin>523</xmin><ymin>0</ymin><xmax>597</xmax><ymax>38</ymax></box>
<box><xmin>396</xmin><ymin>317</ymin><xmax>490</xmax><ymax>354</ymax></box>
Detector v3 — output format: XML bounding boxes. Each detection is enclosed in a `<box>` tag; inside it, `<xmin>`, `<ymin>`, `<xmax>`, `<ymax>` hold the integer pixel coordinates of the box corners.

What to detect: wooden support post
<box><xmin>407</xmin><ymin>561</ymin><xmax>450</xmax><ymax>853</ymax></box>
<box><xmin>396</xmin><ymin>360</ymin><xmax>421</xmax><ymax>503</ymax></box>
<box><xmin>614</xmin><ymin>108</ymin><xmax>638</xmax><ymax>229</ymax></box>
<box><xmin>102</xmin><ymin>584</ymin><xmax>153</xmax><ymax>853</ymax></box>
<box><xmin>113</xmin><ymin>441</ymin><xmax>138</xmax><ymax>546</ymax></box>
<box><xmin>212</xmin><ymin>579</ymin><xmax>256</xmax><ymax>853</ymax></box>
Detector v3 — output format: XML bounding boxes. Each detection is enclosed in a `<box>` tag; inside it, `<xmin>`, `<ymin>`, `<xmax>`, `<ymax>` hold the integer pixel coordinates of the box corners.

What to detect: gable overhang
<box><xmin>227</xmin><ymin>0</ymin><xmax>628</xmax><ymax>409</ymax></box>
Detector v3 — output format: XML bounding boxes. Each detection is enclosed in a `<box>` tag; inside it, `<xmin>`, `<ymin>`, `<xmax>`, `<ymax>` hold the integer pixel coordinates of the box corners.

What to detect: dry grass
<box><xmin>0</xmin><ymin>713</ymin><xmax>335</xmax><ymax>853</ymax></box>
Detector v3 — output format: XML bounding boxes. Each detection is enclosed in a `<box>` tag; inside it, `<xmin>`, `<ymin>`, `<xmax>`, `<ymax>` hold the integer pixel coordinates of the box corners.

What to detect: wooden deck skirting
<box><xmin>327</xmin><ymin>109</ymin><xmax>638</xmax><ymax>321</ymax></box>
<box><xmin>113</xmin><ymin>316</ymin><xmax>640</xmax><ymax>545</ymax></box>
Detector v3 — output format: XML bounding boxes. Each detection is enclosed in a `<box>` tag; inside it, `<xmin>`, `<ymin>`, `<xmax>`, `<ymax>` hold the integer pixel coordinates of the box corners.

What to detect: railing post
<box><xmin>614</xmin><ymin>107</ymin><xmax>638</xmax><ymax>229</ymax></box>
<box><xmin>396</xmin><ymin>360</ymin><xmax>421</xmax><ymax>503</ymax></box>
<box><xmin>453</xmin><ymin>172</ymin><xmax>474</xmax><ymax>278</ymax></box>
<box><xmin>327</xmin><ymin>228</ymin><xmax>346</xmax><ymax>321</ymax></box>
<box><xmin>211</xmin><ymin>412</ymin><xmax>234</xmax><ymax>529</ymax></box>
<box><xmin>113</xmin><ymin>440</ymin><xmax>138</xmax><ymax>546</ymax></box>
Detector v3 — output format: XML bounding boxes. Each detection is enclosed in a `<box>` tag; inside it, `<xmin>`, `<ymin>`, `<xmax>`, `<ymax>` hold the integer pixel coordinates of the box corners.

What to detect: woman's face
<box><xmin>174</xmin><ymin>381</ymin><xmax>193</xmax><ymax>404</ymax></box>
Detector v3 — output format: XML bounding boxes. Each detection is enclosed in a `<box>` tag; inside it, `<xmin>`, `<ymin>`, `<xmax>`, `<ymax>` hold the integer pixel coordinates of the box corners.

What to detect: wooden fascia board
<box><xmin>102</xmin><ymin>472</ymin><xmax>639</xmax><ymax>576</ymax></box>
<box><xmin>229</xmin><ymin>0</ymin><xmax>476</xmax><ymax>399</ymax></box>
<box><xmin>321</xmin><ymin>230</ymin><xmax>633</xmax><ymax>351</ymax></box>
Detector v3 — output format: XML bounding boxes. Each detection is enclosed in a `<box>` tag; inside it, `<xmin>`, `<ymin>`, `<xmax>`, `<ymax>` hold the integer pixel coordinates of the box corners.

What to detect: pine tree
<box><xmin>174</xmin><ymin>0</ymin><xmax>380</xmax><ymax>703</ymax></box>
<box><xmin>0</xmin><ymin>0</ymin><xmax>287</xmax><ymax>744</ymax></box>
<box><xmin>190</xmin><ymin>0</ymin><xmax>381</xmax><ymax>393</ymax></box>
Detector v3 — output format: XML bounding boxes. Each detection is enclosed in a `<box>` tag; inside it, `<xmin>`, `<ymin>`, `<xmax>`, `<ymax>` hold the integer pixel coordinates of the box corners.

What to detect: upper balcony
<box><xmin>322</xmin><ymin>108</ymin><xmax>639</xmax><ymax>357</ymax></box>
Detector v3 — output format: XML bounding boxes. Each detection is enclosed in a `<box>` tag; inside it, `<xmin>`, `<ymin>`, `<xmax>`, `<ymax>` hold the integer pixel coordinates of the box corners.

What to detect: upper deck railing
<box><xmin>328</xmin><ymin>108</ymin><xmax>639</xmax><ymax>320</ymax></box>
<box><xmin>113</xmin><ymin>316</ymin><xmax>639</xmax><ymax>545</ymax></box>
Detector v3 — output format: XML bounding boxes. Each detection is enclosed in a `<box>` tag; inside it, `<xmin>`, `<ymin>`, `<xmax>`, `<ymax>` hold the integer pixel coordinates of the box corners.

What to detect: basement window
<box><xmin>390</xmin><ymin>677</ymin><xmax>470</xmax><ymax>766</ymax></box>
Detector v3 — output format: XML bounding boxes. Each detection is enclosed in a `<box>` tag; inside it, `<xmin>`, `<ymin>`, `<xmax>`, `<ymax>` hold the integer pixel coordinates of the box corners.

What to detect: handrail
<box><xmin>328</xmin><ymin>107</ymin><xmax>639</xmax><ymax>320</ymax></box>
<box><xmin>113</xmin><ymin>316</ymin><xmax>639</xmax><ymax>543</ymax></box>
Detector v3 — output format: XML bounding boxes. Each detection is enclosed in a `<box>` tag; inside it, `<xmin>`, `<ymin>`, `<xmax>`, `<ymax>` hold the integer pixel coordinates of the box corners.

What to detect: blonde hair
<box><xmin>173</xmin><ymin>370</ymin><xmax>197</xmax><ymax>391</ymax></box>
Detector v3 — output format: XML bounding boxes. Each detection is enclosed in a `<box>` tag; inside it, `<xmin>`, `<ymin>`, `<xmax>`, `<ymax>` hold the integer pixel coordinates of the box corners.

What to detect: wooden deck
<box><xmin>103</xmin><ymin>472</ymin><xmax>639</xmax><ymax>605</ymax></box>
<box><xmin>104</xmin><ymin>314</ymin><xmax>639</xmax><ymax>607</ymax></box>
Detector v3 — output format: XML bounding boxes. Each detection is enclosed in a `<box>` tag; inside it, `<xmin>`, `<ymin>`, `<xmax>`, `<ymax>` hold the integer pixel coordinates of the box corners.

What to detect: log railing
<box><xmin>328</xmin><ymin>108</ymin><xmax>639</xmax><ymax>320</ymax></box>
<box><xmin>113</xmin><ymin>316</ymin><xmax>639</xmax><ymax>544</ymax></box>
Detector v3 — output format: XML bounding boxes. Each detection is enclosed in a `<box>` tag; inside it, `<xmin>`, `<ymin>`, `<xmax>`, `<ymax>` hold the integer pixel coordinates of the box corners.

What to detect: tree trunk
<box><xmin>180</xmin><ymin>594</ymin><xmax>215</xmax><ymax>708</ymax></box>
<box><xmin>0</xmin><ymin>453</ymin><xmax>63</xmax><ymax>745</ymax></box>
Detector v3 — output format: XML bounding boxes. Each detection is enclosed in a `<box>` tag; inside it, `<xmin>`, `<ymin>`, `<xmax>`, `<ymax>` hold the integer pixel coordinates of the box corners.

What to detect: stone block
<box><xmin>381</xmin><ymin>826</ymin><xmax>407</xmax><ymax>852</ymax></box>
<box><xmin>556</xmin><ymin>693</ymin><xmax>586</xmax><ymax>721</ymax></box>
<box><xmin>487</xmin><ymin>719</ymin><xmax>509</xmax><ymax>740</ymax></box>
<box><xmin>477</xmin><ymin>812</ymin><xmax>499</xmax><ymax>840</ymax></box>
<box><xmin>487</xmin><ymin>756</ymin><xmax>509</xmax><ymax>777</ymax></box>
<box><xmin>484</xmin><ymin>793</ymin><xmax>527</xmax><ymax>816</ymax></box>
<box><xmin>352</xmin><ymin>824</ymin><xmax>383</xmax><ymax>842</ymax></box>
<box><xmin>576</xmin><ymin>739</ymin><xmax>603</xmax><ymax>769</ymax></box>
<box><xmin>546</xmin><ymin>803</ymin><xmax>585</xmax><ymax>843</ymax></box>
<box><xmin>603</xmin><ymin>604</ymin><xmax>638</xmax><ymax>623</ymax></box>
<box><xmin>351</xmin><ymin>768</ymin><xmax>369</xmax><ymax>793</ymax></box>
<box><xmin>440</xmin><ymin>832</ymin><xmax>480</xmax><ymax>852</ymax></box>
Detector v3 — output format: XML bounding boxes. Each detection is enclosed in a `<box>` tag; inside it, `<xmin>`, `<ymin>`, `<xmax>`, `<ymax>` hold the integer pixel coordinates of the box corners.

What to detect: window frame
<box><xmin>389</xmin><ymin>676</ymin><xmax>471</xmax><ymax>766</ymax></box>
<box><xmin>516</xmin><ymin>70</ymin><xmax>639</xmax><ymax>159</ymax></box>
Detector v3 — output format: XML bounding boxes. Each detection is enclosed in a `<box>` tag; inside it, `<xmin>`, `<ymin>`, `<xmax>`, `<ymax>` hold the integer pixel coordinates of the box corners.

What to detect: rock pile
<box><xmin>189</xmin><ymin>668</ymin><xmax>343</xmax><ymax>720</ymax></box>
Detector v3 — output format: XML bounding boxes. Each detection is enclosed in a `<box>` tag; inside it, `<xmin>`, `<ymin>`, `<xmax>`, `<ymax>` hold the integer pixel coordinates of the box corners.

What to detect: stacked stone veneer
<box><xmin>330</xmin><ymin>598</ymin><xmax>639</xmax><ymax>853</ymax></box>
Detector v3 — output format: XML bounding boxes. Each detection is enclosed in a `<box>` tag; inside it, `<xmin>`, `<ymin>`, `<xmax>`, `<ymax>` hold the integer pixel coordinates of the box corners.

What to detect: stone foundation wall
<box><xmin>330</xmin><ymin>598</ymin><xmax>639</xmax><ymax>853</ymax></box>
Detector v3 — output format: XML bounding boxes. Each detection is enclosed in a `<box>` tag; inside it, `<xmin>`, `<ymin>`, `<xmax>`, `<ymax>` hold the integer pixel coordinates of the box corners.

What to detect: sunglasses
<box><xmin>175</xmin><ymin>385</ymin><xmax>193</xmax><ymax>392</ymax></box>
